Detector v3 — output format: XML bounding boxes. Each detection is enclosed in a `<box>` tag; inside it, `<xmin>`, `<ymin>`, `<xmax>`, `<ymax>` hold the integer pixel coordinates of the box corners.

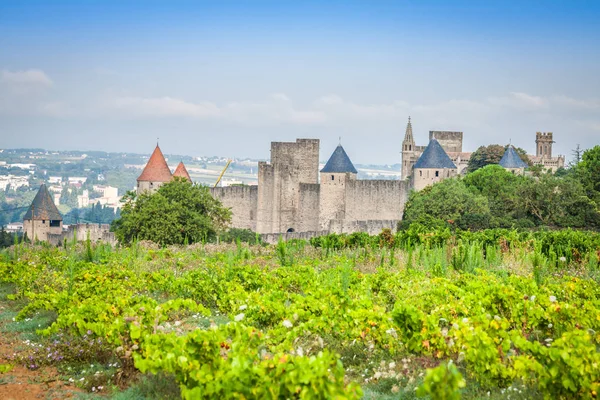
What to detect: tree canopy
<box><xmin>111</xmin><ymin>178</ymin><xmax>231</xmax><ymax>245</ymax></box>
<box><xmin>575</xmin><ymin>145</ymin><xmax>600</xmax><ymax>203</ymax></box>
<box><xmin>402</xmin><ymin>163</ymin><xmax>600</xmax><ymax>231</ymax></box>
<box><xmin>467</xmin><ymin>144</ymin><xmax>530</xmax><ymax>173</ymax></box>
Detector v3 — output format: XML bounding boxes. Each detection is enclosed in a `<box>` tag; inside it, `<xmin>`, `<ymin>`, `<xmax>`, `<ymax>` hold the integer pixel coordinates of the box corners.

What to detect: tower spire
<box><xmin>403</xmin><ymin>116</ymin><xmax>414</xmax><ymax>143</ymax></box>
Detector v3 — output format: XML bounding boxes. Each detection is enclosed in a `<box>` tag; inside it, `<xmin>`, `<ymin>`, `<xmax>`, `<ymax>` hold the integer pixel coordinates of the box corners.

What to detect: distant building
<box><xmin>137</xmin><ymin>145</ymin><xmax>173</xmax><ymax>194</ymax></box>
<box><xmin>23</xmin><ymin>184</ymin><xmax>63</xmax><ymax>242</ymax></box>
<box><xmin>529</xmin><ymin>132</ymin><xmax>565</xmax><ymax>172</ymax></box>
<box><xmin>173</xmin><ymin>162</ymin><xmax>192</xmax><ymax>182</ymax></box>
<box><xmin>499</xmin><ymin>145</ymin><xmax>528</xmax><ymax>175</ymax></box>
<box><xmin>48</xmin><ymin>176</ymin><xmax>62</xmax><ymax>184</ymax></box>
<box><xmin>412</xmin><ymin>138</ymin><xmax>458</xmax><ymax>191</ymax></box>
<box><xmin>68</xmin><ymin>176</ymin><xmax>87</xmax><ymax>185</ymax></box>
<box><xmin>0</xmin><ymin>175</ymin><xmax>29</xmax><ymax>191</ymax></box>
<box><xmin>5</xmin><ymin>222</ymin><xmax>23</xmax><ymax>233</ymax></box>
<box><xmin>137</xmin><ymin>145</ymin><xmax>192</xmax><ymax>194</ymax></box>
<box><xmin>77</xmin><ymin>190</ymin><xmax>90</xmax><ymax>208</ymax></box>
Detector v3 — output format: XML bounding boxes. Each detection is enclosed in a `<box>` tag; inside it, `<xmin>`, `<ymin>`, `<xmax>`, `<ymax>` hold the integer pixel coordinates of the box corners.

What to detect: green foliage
<box><xmin>402</xmin><ymin>179</ymin><xmax>491</xmax><ymax>230</ymax></box>
<box><xmin>135</xmin><ymin>323</ymin><xmax>362</xmax><ymax>399</ymax></box>
<box><xmin>417</xmin><ymin>362</ymin><xmax>465</xmax><ymax>399</ymax></box>
<box><xmin>576</xmin><ymin>145</ymin><xmax>600</xmax><ymax>204</ymax></box>
<box><xmin>111</xmin><ymin>178</ymin><xmax>231</xmax><ymax>245</ymax></box>
<box><xmin>468</xmin><ymin>144</ymin><xmax>530</xmax><ymax>173</ymax></box>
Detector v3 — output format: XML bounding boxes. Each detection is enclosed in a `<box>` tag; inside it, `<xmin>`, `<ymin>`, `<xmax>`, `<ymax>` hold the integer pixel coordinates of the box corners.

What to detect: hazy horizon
<box><xmin>1</xmin><ymin>1</ymin><xmax>599</xmax><ymax>164</ymax></box>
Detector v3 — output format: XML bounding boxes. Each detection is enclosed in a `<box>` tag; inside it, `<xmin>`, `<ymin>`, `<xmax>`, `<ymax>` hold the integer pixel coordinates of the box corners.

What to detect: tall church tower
<box><xmin>535</xmin><ymin>132</ymin><xmax>554</xmax><ymax>158</ymax></box>
<box><xmin>401</xmin><ymin>117</ymin><xmax>416</xmax><ymax>180</ymax></box>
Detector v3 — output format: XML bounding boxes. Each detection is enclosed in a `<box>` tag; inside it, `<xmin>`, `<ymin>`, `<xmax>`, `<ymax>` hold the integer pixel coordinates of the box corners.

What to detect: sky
<box><xmin>1</xmin><ymin>1</ymin><xmax>599</xmax><ymax>164</ymax></box>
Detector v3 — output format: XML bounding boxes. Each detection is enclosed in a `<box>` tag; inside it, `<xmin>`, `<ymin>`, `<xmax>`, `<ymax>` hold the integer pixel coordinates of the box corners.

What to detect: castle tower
<box><xmin>256</xmin><ymin>139</ymin><xmax>320</xmax><ymax>234</ymax></box>
<box><xmin>173</xmin><ymin>161</ymin><xmax>192</xmax><ymax>182</ymax></box>
<box><xmin>319</xmin><ymin>144</ymin><xmax>357</xmax><ymax>230</ymax></box>
<box><xmin>499</xmin><ymin>145</ymin><xmax>528</xmax><ymax>175</ymax></box>
<box><xmin>401</xmin><ymin>116</ymin><xmax>416</xmax><ymax>180</ymax></box>
<box><xmin>23</xmin><ymin>184</ymin><xmax>63</xmax><ymax>242</ymax></box>
<box><xmin>412</xmin><ymin>138</ymin><xmax>457</xmax><ymax>191</ymax></box>
<box><xmin>535</xmin><ymin>132</ymin><xmax>554</xmax><ymax>158</ymax></box>
<box><xmin>137</xmin><ymin>144</ymin><xmax>173</xmax><ymax>194</ymax></box>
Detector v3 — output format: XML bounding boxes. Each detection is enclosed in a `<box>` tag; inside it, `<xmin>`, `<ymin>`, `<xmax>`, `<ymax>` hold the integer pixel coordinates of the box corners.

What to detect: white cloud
<box><xmin>1</xmin><ymin>69</ymin><xmax>53</xmax><ymax>87</ymax></box>
<box><xmin>113</xmin><ymin>96</ymin><xmax>220</xmax><ymax>118</ymax></box>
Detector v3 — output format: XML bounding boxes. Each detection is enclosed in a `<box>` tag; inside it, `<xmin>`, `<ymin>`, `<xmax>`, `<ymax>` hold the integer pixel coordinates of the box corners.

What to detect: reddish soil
<box><xmin>0</xmin><ymin>306</ymin><xmax>81</xmax><ymax>399</ymax></box>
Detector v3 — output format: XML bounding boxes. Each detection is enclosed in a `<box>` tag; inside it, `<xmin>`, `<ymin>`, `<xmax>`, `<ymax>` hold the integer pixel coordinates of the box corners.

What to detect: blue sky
<box><xmin>1</xmin><ymin>1</ymin><xmax>599</xmax><ymax>163</ymax></box>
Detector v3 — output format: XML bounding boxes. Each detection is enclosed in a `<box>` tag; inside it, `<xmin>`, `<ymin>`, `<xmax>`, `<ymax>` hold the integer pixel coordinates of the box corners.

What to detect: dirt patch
<box><xmin>0</xmin><ymin>303</ymin><xmax>81</xmax><ymax>399</ymax></box>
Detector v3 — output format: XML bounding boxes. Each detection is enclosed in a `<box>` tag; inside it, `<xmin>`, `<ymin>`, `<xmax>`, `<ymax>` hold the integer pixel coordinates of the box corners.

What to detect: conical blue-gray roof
<box><xmin>321</xmin><ymin>145</ymin><xmax>358</xmax><ymax>174</ymax></box>
<box><xmin>414</xmin><ymin>138</ymin><xmax>456</xmax><ymax>169</ymax></box>
<box><xmin>23</xmin><ymin>184</ymin><xmax>62</xmax><ymax>221</ymax></box>
<box><xmin>499</xmin><ymin>146</ymin><xmax>528</xmax><ymax>169</ymax></box>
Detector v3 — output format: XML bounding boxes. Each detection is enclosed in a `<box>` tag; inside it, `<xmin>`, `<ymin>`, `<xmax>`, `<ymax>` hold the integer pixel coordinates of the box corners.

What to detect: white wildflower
<box><xmin>239</xmin><ymin>304</ymin><xmax>247</xmax><ymax>311</ymax></box>
<box><xmin>549</xmin><ymin>295</ymin><xmax>557</xmax><ymax>303</ymax></box>
<box><xmin>462</xmin><ymin>318</ymin><xmax>469</xmax><ymax>323</ymax></box>
<box><xmin>282</xmin><ymin>319</ymin><xmax>293</xmax><ymax>328</ymax></box>
<box><xmin>174</xmin><ymin>321</ymin><xmax>182</xmax><ymax>327</ymax></box>
<box><xmin>389</xmin><ymin>362</ymin><xmax>396</xmax><ymax>369</ymax></box>
<box><xmin>385</xmin><ymin>328</ymin><xmax>397</xmax><ymax>338</ymax></box>
<box><xmin>559</xmin><ymin>257</ymin><xmax>566</xmax><ymax>262</ymax></box>
<box><xmin>494</xmin><ymin>315</ymin><xmax>501</xmax><ymax>321</ymax></box>
<box><xmin>530</xmin><ymin>295</ymin><xmax>536</xmax><ymax>302</ymax></box>
<box><xmin>234</xmin><ymin>313</ymin><xmax>245</xmax><ymax>322</ymax></box>
<box><xmin>548</xmin><ymin>323</ymin><xmax>553</xmax><ymax>328</ymax></box>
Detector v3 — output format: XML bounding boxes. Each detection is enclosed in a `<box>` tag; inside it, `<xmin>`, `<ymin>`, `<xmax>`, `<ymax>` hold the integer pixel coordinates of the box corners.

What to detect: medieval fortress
<box><xmin>22</xmin><ymin>117</ymin><xmax>565</xmax><ymax>243</ymax></box>
<box><xmin>130</xmin><ymin>117</ymin><xmax>565</xmax><ymax>239</ymax></box>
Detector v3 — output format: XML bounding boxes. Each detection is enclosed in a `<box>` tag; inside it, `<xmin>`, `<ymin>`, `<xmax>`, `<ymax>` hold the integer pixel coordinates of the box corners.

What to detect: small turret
<box><xmin>173</xmin><ymin>161</ymin><xmax>192</xmax><ymax>182</ymax></box>
<box><xmin>137</xmin><ymin>144</ymin><xmax>173</xmax><ymax>194</ymax></box>
<box><xmin>412</xmin><ymin>138</ymin><xmax>457</xmax><ymax>191</ymax></box>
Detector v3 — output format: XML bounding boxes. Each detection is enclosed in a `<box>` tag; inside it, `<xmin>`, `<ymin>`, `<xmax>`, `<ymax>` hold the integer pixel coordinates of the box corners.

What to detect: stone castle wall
<box><xmin>297</xmin><ymin>183</ymin><xmax>320</xmax><ymax>232</ymax></box>
<box><xmin>344</xmin><ymin>180</ymin><xmax>409</xmax><ymax>222</ymax></box>
<box><xmin>24</xmin><ymin>220</ymin><xmax>62</xmax><ymax>242</ymax></box>
<box><xmin>47</xmin><ymin>223</ymin><xmax>116</xmax><ymax>246</ymax></box>
<box><xmin>318</xmin><ymin>172</ymin><xmax>353</xmax><ymax>230</ymax></box>
<box><xmin>429</xmin><ymin>131</ymin><xmax>463</xmax><ymax>152</ymax></box>
<box><xmin>256</xmin><ymin>139</ymin><xmax>319</xmax><ymax>234</ymax></box>
<box><xmin>328</xmin><ymin>219</ymin><xmax>399</xmax><ymax>235</ymax></box>
<box><xmin>211</xmin><ymin>186</ymin><xmax>258</xmax><ymax>231</ymax></box>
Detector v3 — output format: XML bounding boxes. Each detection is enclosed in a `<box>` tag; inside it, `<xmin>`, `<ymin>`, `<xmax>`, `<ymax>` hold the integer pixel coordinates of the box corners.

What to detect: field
<box><xmin>1</xmin><ymin>228</ymin><xmax>600</xmax><ymax>399</ymax></box>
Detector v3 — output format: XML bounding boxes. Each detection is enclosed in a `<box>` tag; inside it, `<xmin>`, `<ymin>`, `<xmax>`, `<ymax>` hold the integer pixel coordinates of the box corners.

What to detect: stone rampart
<box><xmin>211</xmin><ymin>185</ymin><xmax>258</xmax><ymax>231</ymax></box>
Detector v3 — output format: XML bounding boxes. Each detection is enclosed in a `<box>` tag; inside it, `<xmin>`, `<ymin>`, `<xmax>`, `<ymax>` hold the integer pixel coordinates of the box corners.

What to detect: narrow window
<box><xmin>435</xmin><ymin>171</ymin><xmax>439</xmax><ymax>177</ymax></box>
<box><xmin>42</xmin><ymin>220</ymin><xmax>46</xmax><ymax>224</ymax></box>
<box><xmin>331</xmin><ymin>175</ymin><xmax>334</xmax><ymax>181</ymax></box>
<box><xmin>409</xmin><ymin>145</ymin><xmax>412</xmax><ymax>151</ymax></box>
<box><xmin>419</xmin><ymin>171</ymin><xmax>422</xmax><ymax>177</ymax></box>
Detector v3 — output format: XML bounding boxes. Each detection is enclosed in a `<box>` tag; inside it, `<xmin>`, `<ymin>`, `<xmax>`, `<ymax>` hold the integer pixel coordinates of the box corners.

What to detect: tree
<box><xmin>402</xmin><ymin>178</ymin><xmax>491</xmax><ymax>230</ymax></box>
<box><xmin>517</xmin><ymin>174</ymin><xmax>599</xmax><ymax>228</ymax></box>
<box><xmin>467</xmin><ymin>144</ymin><xmax>531</xmax><ymax>173</ymax></box>
<box><xmin>570</xmin><ymin>144</ymin><xmax>583</xmax><ymax>167</ymax></box>
<box><xmin>575</xmin><ymin>145</ymin><xmax>600</xmax><ymax>204</ymax></box>
<box><xmin>463</xmin><ymin>164</ymin><xmax>524</xmax><ymax>226</ymax></box>
<box><xmin>111</xmin><ymin>178</ymin><xmax>231</xmax><ymax>245</ymax></box>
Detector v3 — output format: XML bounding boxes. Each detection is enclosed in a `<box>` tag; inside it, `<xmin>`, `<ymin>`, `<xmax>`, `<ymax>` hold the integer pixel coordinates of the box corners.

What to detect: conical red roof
<box><xmin>173</xmin><ymin>161</ymin><xmax>192</xmax><ymax>182</ymax></box>
<box><xmin>137</xmin><ymin>145</ymin><xmax>173</xmax><ymax>182</ymax></box>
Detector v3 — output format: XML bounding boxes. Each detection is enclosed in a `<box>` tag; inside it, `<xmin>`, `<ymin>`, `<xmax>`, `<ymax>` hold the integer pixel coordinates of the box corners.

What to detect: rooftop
<box><xmin>499</xmin><ymin>146</ymin><xmax>528</xmax><ymax>169</ymax></box>
<box><xmin>414</xmin><ymin>138</ymin><xmax>457</xmax><ymax>169</ymax></box>
<box><xmin>23</xmin><ymin>184</ymin><xmax>63</xmax><ymax>221</ymax></box>
<box><xmin>321</xmin><ymin>145</ymin><xmax>358</xmax><ymax>174</ymax></box>
<box><xmin>137</xmin><ymin>145</ymin><xmax>173</xmax><ymax>182</ymax></box>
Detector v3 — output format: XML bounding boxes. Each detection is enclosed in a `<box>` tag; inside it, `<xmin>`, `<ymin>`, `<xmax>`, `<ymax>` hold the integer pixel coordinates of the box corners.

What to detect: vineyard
<box><xmin>1</xmin><ymin>228</ymin><xmax>600</xmax><ymax>399</ymax></box>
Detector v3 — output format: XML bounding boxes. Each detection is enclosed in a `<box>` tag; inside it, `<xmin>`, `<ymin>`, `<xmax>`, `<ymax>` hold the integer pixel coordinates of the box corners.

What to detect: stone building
<box><xmin>211</xmin><ymin>139</ymin><xmax>409</xmax><ymax>235</ymax></box>
<box><xmin>136</xmin><ymin>145</ymin><xmax>194</xmax><ymax>194</ymax></box>
<box><xmin>529</xmin><ymin>132</ymin><xmax>565</xmax><ymax>172</ymax></box>
<box><xmin>173</xmin><ymin>161</ymin><xmax>192</xmax><ymax>182</ymax></box>
<box><xmin>402</xmin><ymin>119</ymin><xmax>565</xmax><ymax>181</ymax></box>
<box><xmin>412</xmin><ymin>139</ymin><xmax>458</xmax><ymax>191</ymax></box>
<box><xmin>401</xmin><ymin>117</ymin><xmax>469</xmax><ymax>179</ymax></box>
<box><xmin>137</xmin><ymin>145</ymin><xmax>173</xmax><ymax>194</ymax></box>
<box><xmin>23</xmin><ymin>184</ymin><xmax>63</xmax><ymax>242</ymax></box>
<box><xmin>499</xmin><ymin>145</ymin><xmax>528</xmax><ymax>175</ymax></box>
